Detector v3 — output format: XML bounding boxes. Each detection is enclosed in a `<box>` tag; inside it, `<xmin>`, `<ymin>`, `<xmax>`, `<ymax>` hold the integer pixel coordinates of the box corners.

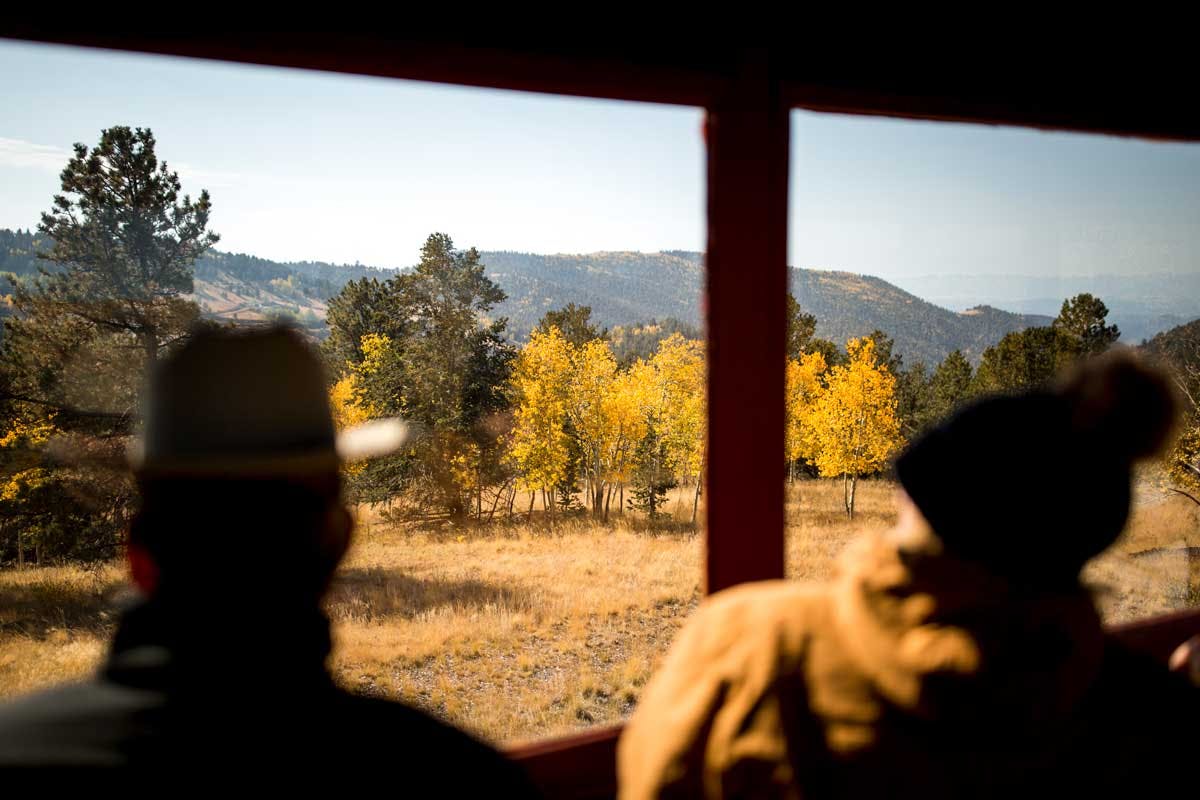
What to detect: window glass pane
<box><xmin>786</xmin><ymin>109</ymin><xmax>1200</xmax><ymax>623</ymax></box>
<box><xmin>0</xmin><ymin>39</ymin><xmax>706</xmax><ymax>744</ymax></box>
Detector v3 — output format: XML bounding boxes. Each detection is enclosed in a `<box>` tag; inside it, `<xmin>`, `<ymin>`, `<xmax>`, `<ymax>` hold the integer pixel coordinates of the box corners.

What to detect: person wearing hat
<box><xmin>618</xmin><ymin>350</ymin><xmax>1198</xmax><ymax>799</ymax></box>
<box><xmin>0</xmin><ymin>326</ymin><xmax>538</xmax><ymax>793</ymax></box>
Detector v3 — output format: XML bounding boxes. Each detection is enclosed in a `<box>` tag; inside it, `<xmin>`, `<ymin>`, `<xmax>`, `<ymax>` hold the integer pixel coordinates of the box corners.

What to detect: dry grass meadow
<box><xmin>1</xmin><ymin>479</ymin><xmax>1197</xmax><ymax>745</ymax></box>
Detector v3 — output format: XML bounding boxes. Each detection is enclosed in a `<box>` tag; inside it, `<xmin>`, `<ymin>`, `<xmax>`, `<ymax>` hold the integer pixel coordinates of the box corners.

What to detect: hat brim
<box><xmin>127</xmin><ymin>418</ymin><xmax>413</xmax><ymax>478</ymax></box>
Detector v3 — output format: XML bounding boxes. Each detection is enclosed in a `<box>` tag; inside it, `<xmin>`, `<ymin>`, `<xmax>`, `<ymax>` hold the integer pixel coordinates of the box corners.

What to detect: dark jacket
<box><xmin>619</xmin><ymin>523</ymin><xmax>1198</xmax><ymax>799</ymax></box>
<box><xmin>0</xmin><ymin>598</ymin><xmax>538</xmax><ymax>795</ymax></box>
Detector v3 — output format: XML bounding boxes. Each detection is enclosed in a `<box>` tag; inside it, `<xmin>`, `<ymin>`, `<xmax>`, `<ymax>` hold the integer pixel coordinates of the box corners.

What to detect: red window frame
<box><xmin>3</xmin><ymin>33</ymin><xmax>1197</xmax><ymax>799</ymax></box>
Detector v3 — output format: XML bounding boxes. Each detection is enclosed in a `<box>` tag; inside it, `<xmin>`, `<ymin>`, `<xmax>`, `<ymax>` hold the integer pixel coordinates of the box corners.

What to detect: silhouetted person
<box><xmin>619</xmin><ymin>351</ymin><xmax>1197</xmax><ymax>799</ymax></box>
<box><xmin>0</xmin><ymin>327</ymin><xmax>538</xmax><ymax>794</ymax></box>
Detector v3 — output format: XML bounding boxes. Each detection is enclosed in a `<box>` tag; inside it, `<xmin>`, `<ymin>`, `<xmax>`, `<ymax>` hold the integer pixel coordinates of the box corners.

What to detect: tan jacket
<box><xmin>618</xmin><ymin>522</ymin><xmax>1196</xmax><ymax>799</ymax></box>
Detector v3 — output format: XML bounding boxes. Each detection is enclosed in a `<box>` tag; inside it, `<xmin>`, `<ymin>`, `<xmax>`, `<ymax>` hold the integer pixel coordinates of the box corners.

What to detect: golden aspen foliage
<box><xmin>599</xmin><ymin>359</ymin><xmax>654</xmax><ymax>489</ymax></box>
<box><xmin>330</xmin><ymin>376</ymin><xmax>372</xmax><ymax>432</ymax></box>
<box><xmin>648</xmin><ymin>334</ymin><xmax>706</xmax><ymax>482</ymax></box>
<box><xmin>809</xmin><ymin>338</ymin><xmax>904</xmax><ymax>517</ymax></box>
<box><xmin>567</xmin><ymin>338</ymin><xmax>621</xmax><ymax>512</ymax></box>
<box><xmin>785</xmin><ymin>352</ymin><xmax>828</xmax><ymax>468</ymax></box>
<box><xmin>0</xmin><ymin>412</ymin><xmax>59</xmax><ymax>505</ymax></box>
<box><xmin>507</xmin><ymin>326</ymin><xmax>574</xmax><ymax>494</ymax></box>
<box><xmin>328</xmin><ymin>334</ymin><xmax>389</xmax><ymax>476</ymax></box>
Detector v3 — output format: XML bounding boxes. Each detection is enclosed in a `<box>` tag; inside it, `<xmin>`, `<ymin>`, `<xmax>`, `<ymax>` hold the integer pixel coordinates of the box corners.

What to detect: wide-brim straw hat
<box><xmin>127</xmin><ymin>325</ymin><xmax>410</xmax><ymax>478</ymax></box>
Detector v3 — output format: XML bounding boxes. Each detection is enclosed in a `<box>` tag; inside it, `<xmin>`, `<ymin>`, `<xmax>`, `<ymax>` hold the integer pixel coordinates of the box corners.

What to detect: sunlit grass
<box><xmin>1</xmin><ymin>479</ymin><xmax>1195</xmax><ymax>744</ymax></box>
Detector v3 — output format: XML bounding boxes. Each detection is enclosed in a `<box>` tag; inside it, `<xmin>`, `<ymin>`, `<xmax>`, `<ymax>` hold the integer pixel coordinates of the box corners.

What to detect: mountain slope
<box><xmin>789</xmin><ymin>269</ymin><xmax>1050</xmax><ymax>365</ymax></box>
<box><xmin>482</xmin><ymin>250</ymin><xmax>702</xmax><ymax>339</ymax></box>
<box><xmin>0</xmin><ymin>229</ymin><xmax>1061</xmax><ymax>364</ymax></box>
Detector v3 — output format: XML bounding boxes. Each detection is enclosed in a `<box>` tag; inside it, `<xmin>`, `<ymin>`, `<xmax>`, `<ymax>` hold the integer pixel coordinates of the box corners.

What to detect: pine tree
<box><xmin>0</xmin><ymin>126</ymin><xmax>217</xmax><ymax>563</ymax></box>
<box><xmin>786</xmin><ymin>294</ymin><xmax>817</xmax><ymax>361</ymax></box>
<box><xmin>973</xmin><ymin>326</ymin><xmax>1062</xmax><ymax>395</ymax></box>
<box><xmin>535</xmin><ymin>303</ymin><xmax>606</xmax><ymax>348</ymax></box>
<box><xmin>322</xmin><ymin>233</ymin><xmax>515</xmax><ymax>517</ymax></box>
<box><xmin>1054</xmin><ymin>293</ymin><xmax>1120</xmax><ymax>358</ymax></box>
<box><xmin>928</xmin><ymin>349</ymin><xmax>974</xmax><ymax>424</ymax></box>
<box><xmin>34</xmin><ymin>126</ymin><xmax>216</xmax><ymax>366</ymax></box>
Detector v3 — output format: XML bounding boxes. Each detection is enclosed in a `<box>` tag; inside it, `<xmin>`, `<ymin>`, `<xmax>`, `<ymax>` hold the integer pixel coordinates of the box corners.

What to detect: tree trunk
<box><xmin>142</xmin><ymin>326</ymin><xmax>159</xmax><ymax>367</ymax></box>
<box><xmin>528</xmin><ymin>491</ymin><xmax>536</xmax><ymax>520</ymax></box>
<box><xmin>604</xmin><ymin>485</ymin><xmax>613</xmax><ymax>522</ymax></box>
<box><xmin>849</xmin><ymin>475</ymin><xmax>858</xmax><ymax>520</ymax></box>
<box><xmin>16</xmin><ymin>526</ymin><xmax>23</xmax><ymax>570</ymax></box>
<box><xmin>692</xmin><ymin>474</ymin><xmax>702</xmax><ymax>526</ymax></box>
<box><xmin>619</xmin><ymin>484</ymin><xmax>625</xmax><ymax>515</ymax></box>
<box><xmin>486</xmin><ymin>481</ymin><xmax>506</xmax><ymax>522</ymax></box>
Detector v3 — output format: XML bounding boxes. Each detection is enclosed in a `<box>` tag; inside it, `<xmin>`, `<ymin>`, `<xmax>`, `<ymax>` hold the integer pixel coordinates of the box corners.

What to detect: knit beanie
<box><xmin>894</xmin><ymin>350</ymin><xmax>1177</xmax><ymax>587</ymax></box>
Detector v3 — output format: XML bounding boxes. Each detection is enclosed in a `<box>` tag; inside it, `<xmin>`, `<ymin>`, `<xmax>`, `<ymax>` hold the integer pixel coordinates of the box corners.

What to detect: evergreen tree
<box><xmin>321</xmin><ymin>277</ymin><xmax>407</xmax><ymax>373</ymax></box>
<box><xmin>0</xmin><ymin>126</ymin><xmax>217</xmax><ymax>564</ymax></box>
<box><xmin>928</xmin><ymin>349</ymin><xmax>974</xmax><ymax>423</ymax></box>
<box><xmin>535</xmin><ymin>303</ymin><xmax>606</xmax><ymax>348</ymax></box>
<box><xmin>1053</xmin><ymin>293</ymin><xmax>1120</xmax><ymax>358</ymax></box>
<box><xmin>34</xmin><ymin>126</ymin><xmax>216</xmax><ymax>366</ymax></box>
<box><xmin>896</xmin><ymin>361</ymin><xmax>933</xmax><ymax>436</ymax></box>
<box><xmin>324</xmin><ymin>233</ymin><xmax>515</xmax><ymax>517</ymax></box>
<box><xmin>973</xmin><ymin>326</ymin><xmax>1062</xmax><ymax>395</ymax></box>
<box><xmin>786</xmin><ymin>294</ymin><xmax>817</xmax><ymax>361</ymax></box>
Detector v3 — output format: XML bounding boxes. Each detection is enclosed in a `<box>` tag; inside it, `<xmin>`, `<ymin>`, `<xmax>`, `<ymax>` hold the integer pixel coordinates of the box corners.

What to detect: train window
<box><xmin>785</xmin><ymin>109</ymin><xmax>1200</xmax><ymax>622</ymax></box>
<box><xmin>0</xmin><ymin>39</ymin><xmax>708</xmax><ymax>744</ymax></box>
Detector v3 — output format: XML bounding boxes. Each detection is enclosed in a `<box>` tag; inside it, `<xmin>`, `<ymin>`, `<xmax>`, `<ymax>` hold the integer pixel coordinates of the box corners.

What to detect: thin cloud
<box><xmin>0</xmin><ymin>138</ymin><xmax>245</xmax><ymax>189</ymax></box>
<box><xmin>0</xmin><ymin>137</ymin><xmax>71</xmax><ymax>171</ymax></box>
<box><xmin>172</xmin><ymin>161</ymin><xmax>247</xmax><ymax>190</ymax></box>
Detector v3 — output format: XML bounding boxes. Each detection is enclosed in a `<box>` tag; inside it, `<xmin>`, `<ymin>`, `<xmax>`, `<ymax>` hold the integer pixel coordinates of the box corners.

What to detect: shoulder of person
<box><xmin>682</xmin><ymin>580</ymin><xmax>831</xmax><ymax>666</ymax></box>
<box><xmin>330</xmin><ymin>692</ymin><xmax>540</xmax><ymax>795</ymax></box>
<box><xmin>0</xmin><ymin>679</ymin><xmax>157</xmax><ymax>766</ymax></box>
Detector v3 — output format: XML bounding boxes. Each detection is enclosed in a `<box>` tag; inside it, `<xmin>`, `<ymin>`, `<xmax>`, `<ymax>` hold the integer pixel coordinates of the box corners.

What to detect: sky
<box><xmin>3</xmin><ymin>39</ymin><xmax>1200</xmax><ymax>279</ymax></box>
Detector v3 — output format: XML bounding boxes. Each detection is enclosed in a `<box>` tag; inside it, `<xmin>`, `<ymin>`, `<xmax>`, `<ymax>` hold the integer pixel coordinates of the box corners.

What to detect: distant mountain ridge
<box><xmin>0</xmin><ymin>228</ymin><xmax>1150</xmax><ymax>365</ymax></box>
<box><xmin>787</xmin><ymin>268</ymin><xmax>1051</xmax><ymax>365</ymax></box>
<box><xmin>895</xmin><ymin>271</ymin><xmax>1200</xmax><ymax>345</ymax></box>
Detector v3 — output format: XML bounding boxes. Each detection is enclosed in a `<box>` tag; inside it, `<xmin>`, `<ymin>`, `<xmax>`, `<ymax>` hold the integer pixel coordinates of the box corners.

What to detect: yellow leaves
<box><xmin>599</xmin><ymin>359</ymin><xmax>654</xmax><ymax>484</ymax></box>
<box><xmin>507</xmin><ymin>327</ymin><xmax>709</xmax><ymax>495</ymax></box>
<box><xmin>1</xmin><ymin>468</ymin><xmax>49</xmax><ymax>503</ymax></box>
<box><xmin>442</xmin><ymin>437</ymin><xmax>482</xmax><ymax>492</ymax></box>
<box><xmin>648</xmin><ymin>334</ymin><xmax>706</xmax><ymax>478</ymax></box>
<box><xmin>0</xmin><ymin>413</ymin><xmax>58</xmax><ymax>451</ymax></box>
<box><xmin>807</xmin><ymin>337</ymin><xmax>904</xmax><ymax>479</ymax></box>
<box><xmin>785</xmin><ymin>351</ymin><xmax>827</xmax><ymax>464</ymax></box>
<box><xmin>508</xmin><ymin>327</ymin><xmax>574</xmax><ymax>492</ymax></box>
<box><xmin>357</xmin><ymin>333</ymin><xmax>392</xmax><ymax>377</ymax></box>
<box><xmin>330</xmin><ymin>375</ymin><xmax>372</xmax><ymax>431</ymax></box>
<box><xmin>329</xmin><ymin>336</ymin><xmax>388</xmax><ymax>476</ymax></box>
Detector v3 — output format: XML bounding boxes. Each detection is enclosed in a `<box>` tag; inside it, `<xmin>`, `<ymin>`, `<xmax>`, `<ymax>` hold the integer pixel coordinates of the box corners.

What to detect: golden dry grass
<box><xmin>326</xmin><ymin>504</ymin><xmax>701</xmax><ymax>744</ymax></box>
<box><xmin>0</xmin><ymin>562</ymin><xmax>127</xmax><ymax>698</ymax></box>
<box><xmin>0</xmin><ymin>479</ymin><xmax>1196</xmax><ymax>745</ymax></box>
